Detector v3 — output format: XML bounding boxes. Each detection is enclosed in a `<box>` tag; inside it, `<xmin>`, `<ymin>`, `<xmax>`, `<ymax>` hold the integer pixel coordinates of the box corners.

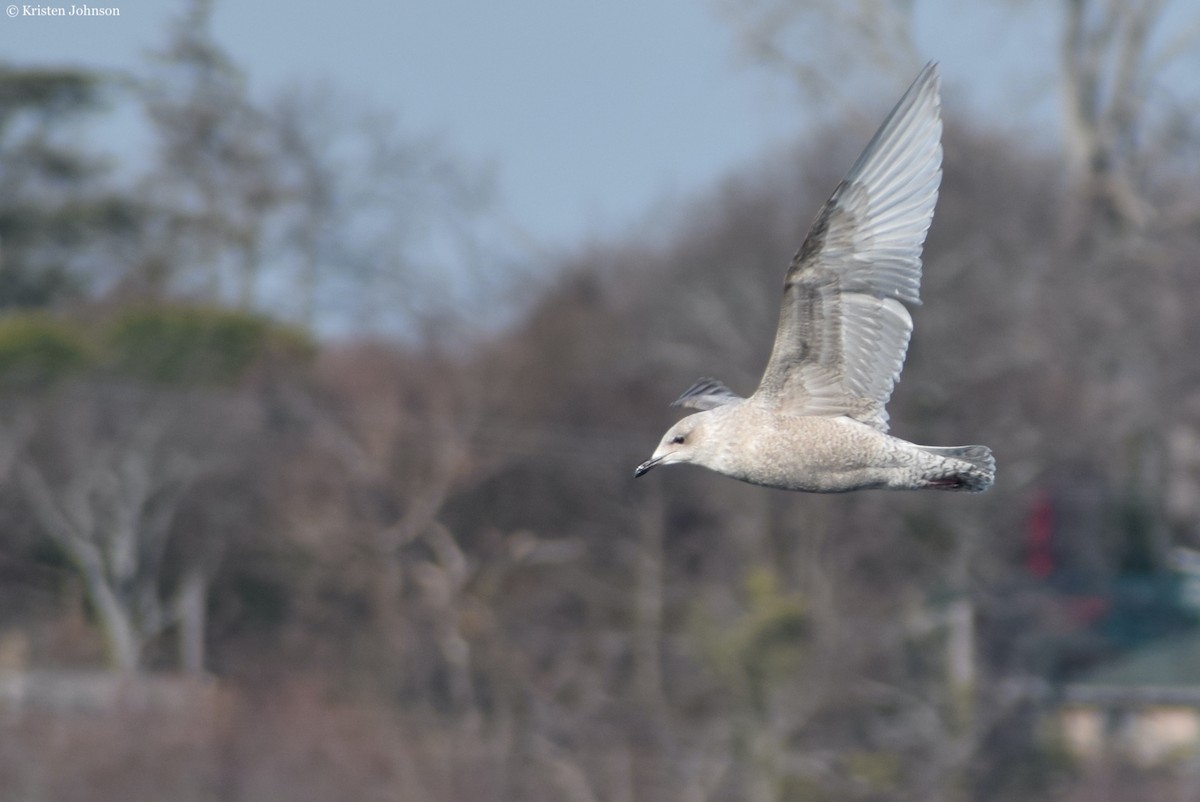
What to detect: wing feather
<box><xmin>671</xmin><ymin>377</ymin><xmax>744</xmax><ymax>411</ymax></box>
<box><xmin>753</xmin><ymin>62</ymin><xmax>943</xmax><ymax>431</ymax></box>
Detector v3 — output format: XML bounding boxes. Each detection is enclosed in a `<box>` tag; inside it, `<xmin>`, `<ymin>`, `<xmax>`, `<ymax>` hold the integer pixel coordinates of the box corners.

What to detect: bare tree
<box><xmin>267</xmin><ymin>84</ymin><xmax>501</xmax><ymax>338</ymax></box>
<box><xmin>721</xmin><ymin>0</ymin><xmax>1200</xmax><ymax>233</ymax></box>
<box><xmin>139</xmin><ymin>0</ymin><xmax>282</xmax><ymax>305</ymax></box>
<box><xmin>717</xmin><ymin>0</ymin><xmax>922</xmax><ymax>119</ymax></box>
<box><xmin>1056</xmin><ymin>0</ymin><xmax>1200</xmax><ymax>231</ymax></box>
<box><xmin>13</xmin><ymin>382</ymin><xmax>249</xmax><ymax>671</ymax></box>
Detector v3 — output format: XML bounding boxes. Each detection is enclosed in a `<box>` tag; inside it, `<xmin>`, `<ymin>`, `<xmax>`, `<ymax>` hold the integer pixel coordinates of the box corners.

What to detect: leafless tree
<box><xmin>139</xmin><ymin>0</ymin><xmax>284</xmax><ymax>305</ymax></box>
<box><xmin>13</xmin><ymin>381</ymin><xmax>252</xmax><ymax>671</ymax></box>
<box><xmin>267</xmin><ymin>85</ymin><xmax>499</xmax><ymax>338</ymax></box>
<box><xmin>1056</xmin><ymin>0</ymin><xmax>1200</xmax><ymax>231</ymax></box>
<box><xmin>721</xmin><ymin>0</ymin><xmax>1200</xmax><ymax>234</ymax></box>
<box><xmin>717</xmin><ymin>0</ymin><xmax>922</xmax><ymax>119</ymax></box>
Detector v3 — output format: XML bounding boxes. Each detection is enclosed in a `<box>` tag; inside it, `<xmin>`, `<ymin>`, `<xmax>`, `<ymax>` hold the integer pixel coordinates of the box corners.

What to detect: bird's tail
<box><xmin>918</xmin><ymin>445</ymin><xmax>995</xmax><ymax>492</ymax></box>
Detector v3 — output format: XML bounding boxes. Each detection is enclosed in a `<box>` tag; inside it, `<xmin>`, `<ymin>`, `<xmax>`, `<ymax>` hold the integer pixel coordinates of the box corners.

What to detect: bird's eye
<box><xmin>671</xmin><ymin>434</ymin><xmax>686</xmax><ymax>445</ymax></box>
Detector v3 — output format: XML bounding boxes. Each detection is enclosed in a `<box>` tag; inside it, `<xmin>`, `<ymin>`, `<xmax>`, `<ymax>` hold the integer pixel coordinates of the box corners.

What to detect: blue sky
<box><xmin>0</xmin><ymin>0</ymin><xmax>1065</xmax><ymax>254</ymax></box>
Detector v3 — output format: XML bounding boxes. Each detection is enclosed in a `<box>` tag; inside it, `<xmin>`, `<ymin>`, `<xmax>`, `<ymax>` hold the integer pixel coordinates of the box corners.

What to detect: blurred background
<box><xmin>1</xmin><ymin>0</ymin><xmax>1200</xmax><ymax>800</ymax></box>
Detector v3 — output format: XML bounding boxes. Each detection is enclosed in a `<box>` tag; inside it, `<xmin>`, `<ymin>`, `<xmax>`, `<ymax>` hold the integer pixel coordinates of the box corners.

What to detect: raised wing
<box><xmin>753</xmin><ymin>62</ymin><xmax>942</xmax><ymax>431</ymax></box>
<box><xmin>671</xmin><ymin>377</ymin><xmax>744</xmax><ymax>411</ymax></box>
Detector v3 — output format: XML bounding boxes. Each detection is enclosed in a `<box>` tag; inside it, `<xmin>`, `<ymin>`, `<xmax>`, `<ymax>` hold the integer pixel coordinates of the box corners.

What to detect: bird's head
<box><xmin>635</xmin><ymin>413</ymin><xmax>711</xmax><ymax>477</ymax></box>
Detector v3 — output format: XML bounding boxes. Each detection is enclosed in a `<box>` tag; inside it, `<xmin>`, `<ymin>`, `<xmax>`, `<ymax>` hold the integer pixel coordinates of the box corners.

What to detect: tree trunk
<box><xmin>176</xmin><ymin>567</ymin><xmax>207</xmax><ymax>673</ymax></box>
<box><xmin>87</xmin><ymin>575</ymin><xmax>142</xmax><ymax>672</ymax></box>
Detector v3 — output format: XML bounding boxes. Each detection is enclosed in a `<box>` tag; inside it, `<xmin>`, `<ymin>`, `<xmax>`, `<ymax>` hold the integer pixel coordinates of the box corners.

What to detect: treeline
<box><xmin>3</xmin><ymin>3</ymin><xmax>1200</xmax><ymax>801</ymax></box>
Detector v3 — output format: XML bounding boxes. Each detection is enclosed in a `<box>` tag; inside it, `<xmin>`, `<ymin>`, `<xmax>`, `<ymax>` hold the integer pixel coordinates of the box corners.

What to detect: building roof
<box><xmin>1063</xmin><ymin>631</ymin><xmax>1200</xmax><ymax>706</ymax></box>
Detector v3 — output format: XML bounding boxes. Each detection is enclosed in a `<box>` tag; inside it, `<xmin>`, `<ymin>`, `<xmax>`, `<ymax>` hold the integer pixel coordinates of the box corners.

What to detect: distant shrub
<box><xmin>105</xmin><ymin>306</ymin><xmax>314</xmax><ymax>385</ymax></box>
<box><xmin>0</xmin><ymin>313</ymin><xmax>90</xmax><ymax>389</ymax></box>
<box><xmin>696</xmin><ymin>566</ymin><xmax>810</xmax><ymax>713</ymax></box>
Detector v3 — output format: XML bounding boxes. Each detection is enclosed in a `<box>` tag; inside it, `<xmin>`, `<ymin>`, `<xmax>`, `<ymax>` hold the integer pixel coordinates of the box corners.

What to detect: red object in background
<box><xmin>1026</xmin><ymin>491</ymin><xmax>1055</xmax><ymax>578</ymax></box>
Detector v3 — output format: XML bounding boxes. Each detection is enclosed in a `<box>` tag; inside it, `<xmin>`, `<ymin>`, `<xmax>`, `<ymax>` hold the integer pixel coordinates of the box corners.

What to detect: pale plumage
<box><xmin>636</xmin><ymin>63</ymin><xmax>995</xmax><ymax>493</ymax></box>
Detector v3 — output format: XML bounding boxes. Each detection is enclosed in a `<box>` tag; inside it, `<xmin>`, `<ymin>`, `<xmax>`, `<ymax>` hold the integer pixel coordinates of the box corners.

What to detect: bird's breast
<box><xmin>715</xmin><ymin>413</ymin><xmax>895</xmax><ymax>492</ymax></box>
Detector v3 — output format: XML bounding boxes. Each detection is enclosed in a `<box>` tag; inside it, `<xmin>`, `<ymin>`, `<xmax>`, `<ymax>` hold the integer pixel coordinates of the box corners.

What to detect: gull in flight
<box><xmin>636</xmin><ymin>63</ymin><xmax>994</xmax><ymax>493</ymax></box>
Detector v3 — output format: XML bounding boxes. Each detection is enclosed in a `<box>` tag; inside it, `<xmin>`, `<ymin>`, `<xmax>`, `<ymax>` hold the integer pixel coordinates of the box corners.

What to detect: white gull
<box><xmin>636</xmin><ymin>63</ymin><xmax>995</xmax><ymax>493</ymax></box>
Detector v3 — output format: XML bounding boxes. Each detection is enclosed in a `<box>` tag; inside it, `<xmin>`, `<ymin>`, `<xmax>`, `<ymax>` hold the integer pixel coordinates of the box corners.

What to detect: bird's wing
<box><xmin>671</xmin><ymin>377</ymin><xmax>744</xmax><ymax>411</ymax></box>
<box><xmin>753</xmin><ymin>62</ymin><xmax>942</xmax><ymax>431</ymax></box>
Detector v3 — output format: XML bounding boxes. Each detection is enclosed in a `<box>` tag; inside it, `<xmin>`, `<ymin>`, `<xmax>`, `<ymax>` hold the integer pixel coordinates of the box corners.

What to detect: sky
<box><xmin>0</xmin><ymin>0</ymin><xmax>1066</xmax><ymax>255</ymax></box>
